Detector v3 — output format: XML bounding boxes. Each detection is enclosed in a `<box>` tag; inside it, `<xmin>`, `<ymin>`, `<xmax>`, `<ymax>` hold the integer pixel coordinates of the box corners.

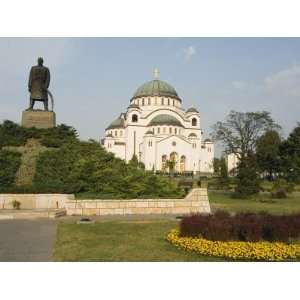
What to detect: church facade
<box><xmin>103</xmin><ymin>71</ymin><xmax>214</xmax><ymax>174</ymax></box>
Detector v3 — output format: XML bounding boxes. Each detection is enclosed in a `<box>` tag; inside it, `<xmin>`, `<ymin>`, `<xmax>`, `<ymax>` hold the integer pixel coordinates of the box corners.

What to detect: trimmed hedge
<box><xmin>180</xmin><ymin>211</ymin><xmax>300</xmax><ymax>243</ymax></box>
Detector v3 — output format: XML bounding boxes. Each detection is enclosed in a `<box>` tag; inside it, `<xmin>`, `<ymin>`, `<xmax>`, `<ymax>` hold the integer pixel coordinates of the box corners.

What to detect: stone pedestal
<box><xmin>21</xmin><ymin>110</ymin><xmax>56</xmax><ymax>129</ymax></box>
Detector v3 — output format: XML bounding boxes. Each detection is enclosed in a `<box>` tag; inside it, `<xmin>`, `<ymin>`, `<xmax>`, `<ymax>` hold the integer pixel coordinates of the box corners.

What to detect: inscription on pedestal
<box><xmin>21</xmin><ymin>110</ymin><xmax>56</xmax><ymax>129</ymax></box>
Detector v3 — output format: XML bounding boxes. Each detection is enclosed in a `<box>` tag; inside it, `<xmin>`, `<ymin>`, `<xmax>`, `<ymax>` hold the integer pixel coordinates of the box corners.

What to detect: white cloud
<box><xmin>232</xmin><ymin>80</ymin><xmax>246</xmax><ymax>89</ymax></box>
<box><xmin>264</xmin><ymin>65</ymin><xmax>300</xmax><ymax>97</ymax></box>
<box><xmin>182</xmin><ymin>45</ymin><xmax>196</xmax><ymax>61</ymax></box>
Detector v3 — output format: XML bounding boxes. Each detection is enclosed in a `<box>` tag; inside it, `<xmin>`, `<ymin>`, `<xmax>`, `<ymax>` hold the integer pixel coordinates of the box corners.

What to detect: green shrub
<box><xmin>0</xmin><ymin>150</ymin><xmax>21</xmax><ymax>191</ymax></box>
<box><xmin>33</xmin><ymin>140</ymin><xmax>184</xmax><ymax>198</ymax></box>
<box><xmin>269</xmin><ymin>179</ymin><xmax>295</xmax><ymax>199</ymax></box>
<box><xmin>0</xmin><ymin>120</ymin><xmax>77</xmax><ymax>149</ymax></box>
<box><xmin>12</xmin><ymin>200</ymin><xmax>21</xmax><ymax>209</ymax></box>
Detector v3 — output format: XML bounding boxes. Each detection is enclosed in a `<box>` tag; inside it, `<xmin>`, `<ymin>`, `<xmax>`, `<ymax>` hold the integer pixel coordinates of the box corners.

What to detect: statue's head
<box><xmin>37</xmin><ymin>57</ymin><xmax>44</xmax><ymax>66</ymax></box>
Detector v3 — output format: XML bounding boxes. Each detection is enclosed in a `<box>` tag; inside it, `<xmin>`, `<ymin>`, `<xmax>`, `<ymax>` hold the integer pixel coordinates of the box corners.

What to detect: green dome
<box><xmin>148</xmin><ymin>114</ymin><xmax>183</xmax><ymax>127</ymax></box>
<box><xmin>186</xmin><ymin>107</ymin><xmax>199</xmax><ymax>113</ymax></box>
<box><xmin>106</xmin><ymin>117</ymin><xmax>125</xmax><ymax>130</ymax></box>
<box><xmin>131</xmin><ymin>80</ymin><xmax>181</xmax><ymax>102</ymax></box>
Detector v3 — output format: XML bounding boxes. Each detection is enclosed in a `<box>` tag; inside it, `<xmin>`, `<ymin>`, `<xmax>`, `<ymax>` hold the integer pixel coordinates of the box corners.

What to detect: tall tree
<box><xmin>212</xmin><ymin>111</ymin><xmax>280</xmax><ymax>197</ymax></box>
<box><xmin>212</xmin><ymin>111</ymin><xmax>280</xmax><ymax>160</ymax></box>
<box><xmin>279</xmin><ymin>123</ymin><xmax>300</xmax><ymax>183</ymax></box>
<box><xmin>256</xmin><ymin>130</ymin><xmax>282</xmax><ymax>180</ymax></box>
<box><xmin>235</xmin><ymin>153</ymin><xmax>260</xmax><ymax>197</ymax></box>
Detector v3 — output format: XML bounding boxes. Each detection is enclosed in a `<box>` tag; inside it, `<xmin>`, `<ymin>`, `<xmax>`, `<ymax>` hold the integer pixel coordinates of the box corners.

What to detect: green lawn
<box><xmin>53</xmin><ymin>190</ymin><xmax>300</xmax><ymax>262</ymax></box>
<box><xmin>53</xmin><ymin>220</ymin><xmax>225</xmax><ymax>262</ymax></box>
<box><xmin>209</xmin><ymin>191</ymin><xmax>300</xmax><ymax>215</ymax></box>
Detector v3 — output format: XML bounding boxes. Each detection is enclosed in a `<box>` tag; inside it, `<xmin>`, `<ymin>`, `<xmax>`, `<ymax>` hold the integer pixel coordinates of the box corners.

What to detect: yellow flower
<box><xmin>166</xmin><ymin>229</ymin><xmax>300</xmax><ymax>261</ymax></box>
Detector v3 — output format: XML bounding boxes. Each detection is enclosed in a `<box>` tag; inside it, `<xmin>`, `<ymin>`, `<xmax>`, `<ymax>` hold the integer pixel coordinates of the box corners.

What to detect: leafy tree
<box><xmin>279</xmin><ymin>123</ymin><xmax>300</xmax><ymax>183</ymax></box>
<box><xmin>212</xmin><ymin>111</ymin><xmax>280</xmax><ymax>160</ymax></box>
<box><xmin>256</xmin><ymin>130</ymin><xmax>281</xmax><ymax>180</ymax></box>
<box><xmin>212</xmin><ymin>111</ymin><xmax>280</xmax><ymax>197</ymax></box>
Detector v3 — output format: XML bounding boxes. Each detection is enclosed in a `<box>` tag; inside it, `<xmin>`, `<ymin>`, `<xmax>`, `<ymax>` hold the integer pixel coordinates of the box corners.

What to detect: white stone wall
<box><xmin>226</xmin><ymin>153</ymin><xmax>239</xmax><ymax>174</ymax></box>
<box><xmin>65</xmin><ymin>188</ymin><xmax>211</xmax><ymax>216</ymax></box>
<box><xmin>0</xmin><ymin>189</ymin><xmax>211</xmax><ymax>217</ymax></box>
<box><xmin>200</xmin><ymin>141</ymin><xmax>214</xmax><ymax>173</ymax></box>
<box><xmin>0</xmin><ymin>194</ymin><xmax>74</xmax><ymax>209</ymax></box>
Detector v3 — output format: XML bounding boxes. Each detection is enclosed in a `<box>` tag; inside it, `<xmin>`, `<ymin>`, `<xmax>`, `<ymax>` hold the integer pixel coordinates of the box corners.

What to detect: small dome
<box><xmin>204</xmin><ymin>138</ymin><xmax>212</xmax><ymax>143</ymax></box>
<box><xmin>106</xmin><ymin>117</ymin><xmax>125</xmax><ymax>130</ymax></box>
<box><xmin>145</xmin><ymin>130</ymin><xmax>154</xmax><ymax>135</ymax></box>
<box><xmin>128</xmin><ymin>103</ymin><xmax>140</xmax><ymax>109</ymax></box>
<box><xmin>148</xmin><ymin>114</ymin><xmax>183</xmax><ymax>127</ymax></box>
<box><xmin>186</xmin><ymin>107</ymin><xmax>199</xmax><ymax>113</ymax></box>
<box><xmin>131</xmin><ymin>80</ymin><xmax>181</xmax><ymax>102</ymax></box>
<box><xmin>188</xmin><ymin>133</ymin><xmax>197</xmax><ymax>138</ymax></box>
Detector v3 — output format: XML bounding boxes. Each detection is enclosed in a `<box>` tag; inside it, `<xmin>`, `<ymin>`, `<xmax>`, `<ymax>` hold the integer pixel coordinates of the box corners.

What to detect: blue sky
<box><xmin>1</xmin><ymin>38</ymin><xmax>300</xmax><ymax>153</ymax></box>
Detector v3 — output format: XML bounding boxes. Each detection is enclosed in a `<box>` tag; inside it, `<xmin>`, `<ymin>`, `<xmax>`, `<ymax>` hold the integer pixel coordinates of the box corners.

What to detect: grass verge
<box><xmin>53</xmin><ymin>220</ymin><xmax>225</xmax><ymax>262</ymax></box>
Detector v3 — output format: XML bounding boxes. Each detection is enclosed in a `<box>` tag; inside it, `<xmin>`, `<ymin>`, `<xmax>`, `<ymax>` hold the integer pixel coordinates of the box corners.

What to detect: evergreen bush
<box><xmin>0</xmin><ymin>150</ymin><xmax>22</xmax><ymax>191</ymax></box>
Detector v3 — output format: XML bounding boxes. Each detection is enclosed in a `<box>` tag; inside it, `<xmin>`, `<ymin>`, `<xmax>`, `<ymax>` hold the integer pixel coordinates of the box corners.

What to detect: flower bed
<box><xmin>167</xmin><ymin>229</ymin><xmax>300</xmax><ymax>261</ymax></box>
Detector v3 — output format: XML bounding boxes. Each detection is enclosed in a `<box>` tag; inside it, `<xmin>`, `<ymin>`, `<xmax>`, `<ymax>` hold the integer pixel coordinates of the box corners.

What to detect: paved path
<box><xmin>0</xmin><ymin>220</ymin><xmax>57</xmax><ymax>262</ymax></box>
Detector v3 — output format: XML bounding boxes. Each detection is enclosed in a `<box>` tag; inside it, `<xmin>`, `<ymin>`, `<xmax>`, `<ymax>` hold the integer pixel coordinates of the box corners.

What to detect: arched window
<box><xmin>158</xmin><ymin>127</ymin><xmax>160</xmax><ymax>134</ymax></box>
<box><xmin>115</xmin><ymin>131</ymin><xmax>118</xmax><ymax>136</ymax></box>
<box><xmin>175</xmin><ymin>128</ymin><xmax>177</xmax><ymax>134</ymax></box>
<box><xmin>132</xmin><ymin>114</ymin><xmax>138</xmax><ymax>123</ymax></box>
<box><xmin>162</xmin><ymin>98</ymin><xmax>164</xmax><ymax>105</ymax></box>
<box><xmin>142</xmin><ymin>98</ymin><xmax>145</xmax><ymax>106</ymax></box>
<box><xmin>192</xmin><ymin>118</ymin><xmax>197</xmax><ymax>126</ymax></box>
<box><xmin>169</xmin><ymin>127</ymin><xmax>172</xmax><ymax>134</ymax></box>
<box><xmin>148</xmin><ymin>98</ymin><xmax>151</xmax><ymax>105</ymax></box>
<box><xmin>173</xmin><ymin>100</ymin><xmax>175</xmax><ymax>106</ymax></box>
<box><xmin>168</xmin><ymin>98</ymin><xmax>170</xmax><ymax>105</ymax></box>
<box><xmin>169</xmin><ymin>152</ymin><xmax>178</xmax><ymax>172</ymax></box>
<box><xmin>180</xmin><ymin>156</ymin><xmax>186</xmax><ymax>173</ymax></box>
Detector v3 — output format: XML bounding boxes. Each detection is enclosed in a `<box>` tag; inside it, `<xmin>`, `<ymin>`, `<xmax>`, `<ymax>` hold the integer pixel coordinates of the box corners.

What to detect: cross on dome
<box><xmin>153</xmin><ymin>68</ymin><xmax>160</xmax><ymax>79</ymax></box>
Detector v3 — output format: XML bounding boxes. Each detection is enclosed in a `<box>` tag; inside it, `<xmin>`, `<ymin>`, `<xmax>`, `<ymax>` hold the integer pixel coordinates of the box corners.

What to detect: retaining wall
<box><xmin>65</xmin><ymin>188</ymin><xmax>210</xmax><ymax>216</ymax></box>
<box><xmin>0</xmin><ymin>189</ymin><xmax>211</xmax><ymax>216</ymax></box>
<box><xmin>0</xmin><ymin>194</ymin><xmax>74</xmax><ymax>209</ymax></box>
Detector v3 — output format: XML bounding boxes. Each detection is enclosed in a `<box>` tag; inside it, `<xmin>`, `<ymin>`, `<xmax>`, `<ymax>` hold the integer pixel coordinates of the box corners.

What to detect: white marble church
<box><xmin>103</xmin><ymin>70</ymin><xmax>214</xmax><ymax>174</ymax></box>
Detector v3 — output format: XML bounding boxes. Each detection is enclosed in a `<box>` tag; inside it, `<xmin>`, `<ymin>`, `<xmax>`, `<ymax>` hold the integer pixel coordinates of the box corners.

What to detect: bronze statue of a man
<box><xmin>28</xmin><ymin>57</ymin><xmax>50</xmax><ymax>111</ymax></box>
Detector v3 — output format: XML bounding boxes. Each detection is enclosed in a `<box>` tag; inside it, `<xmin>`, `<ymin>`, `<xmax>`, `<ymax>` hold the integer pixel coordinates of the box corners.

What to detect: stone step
<box><xmin>0</xmin><ymin>209</ymin><xmax>66</xmax><ymax>220</ymax></box>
